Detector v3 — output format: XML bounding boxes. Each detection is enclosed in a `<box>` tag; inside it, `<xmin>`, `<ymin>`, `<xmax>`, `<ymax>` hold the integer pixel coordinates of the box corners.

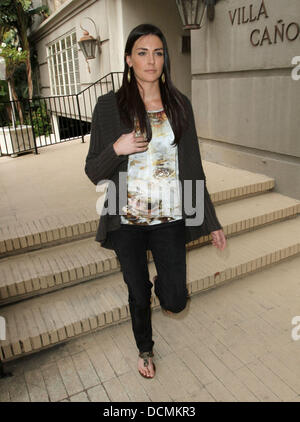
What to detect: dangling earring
<box><xmin>161</xmin><ymin>72</ymin><xmax>165</xmax><ymax>84</ymax></box>
<box><xmin>127</xmin><ymin>67</ymin><xmax>131</xmax><ymax>83</ymax></box>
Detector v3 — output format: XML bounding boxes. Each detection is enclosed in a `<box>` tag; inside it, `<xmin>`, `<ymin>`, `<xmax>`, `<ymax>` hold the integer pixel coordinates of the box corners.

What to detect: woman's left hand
<box><xmin>211</xmin><ymin>229</ymin><xmax>227</xmax><ymax>251</ymax></box>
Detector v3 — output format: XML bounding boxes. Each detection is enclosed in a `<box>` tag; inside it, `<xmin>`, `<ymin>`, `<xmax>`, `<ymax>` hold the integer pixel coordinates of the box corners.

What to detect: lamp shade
<box><xmin>176</xmin><ymin>0</ymin><xmax>206</xmax><ymax>30</ymax></box>
<box><xmin>78</xmin><ymin>31</ymin><xmax>97</xmax><ymax>60</ymax></box>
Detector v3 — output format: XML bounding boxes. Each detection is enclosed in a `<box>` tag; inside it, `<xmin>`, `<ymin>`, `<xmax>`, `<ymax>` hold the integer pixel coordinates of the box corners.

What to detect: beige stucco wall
<box><xmin>191</xmin><ymin>0</ymin><xmax>300</xmax><ymax>199</ymax></box>
<box><xmin>122</xmin><ymin>0</ymin><xmax>191</xmax><ymax>99</ymax></box>
<box><xmin>31</xmin><ymin>0</ymin><xmax>111</xmax><ymax>98</ymax></box>
<box><xmin>106</xmin><ymin>0</ymin><xmax>125</xmax><ymax>74</ymax></box>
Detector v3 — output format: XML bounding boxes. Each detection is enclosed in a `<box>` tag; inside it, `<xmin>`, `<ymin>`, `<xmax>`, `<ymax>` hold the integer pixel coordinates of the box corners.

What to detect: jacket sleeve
<box><xmin>185</xmin><ymin>96</ymin><xmax>223</xmax><ymax>233</ymax></box>
<box><xmin>84</xmin><ymin>99</ymin><xmax>128</xmax><ymax>185</ymax></box>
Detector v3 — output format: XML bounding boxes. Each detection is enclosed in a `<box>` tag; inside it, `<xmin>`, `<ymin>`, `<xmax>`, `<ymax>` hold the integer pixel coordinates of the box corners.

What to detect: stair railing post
<box><xmin>76</xmin><ymin>93</ymin><xmax>84</xmax><ymax>143</ymax></box>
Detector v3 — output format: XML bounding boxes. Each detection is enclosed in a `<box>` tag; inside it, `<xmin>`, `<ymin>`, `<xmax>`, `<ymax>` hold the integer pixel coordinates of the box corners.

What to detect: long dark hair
<box><xmin>116</xmin><ymin>23</ymin><xmax>188</xmax><ymax>146</ymax></box>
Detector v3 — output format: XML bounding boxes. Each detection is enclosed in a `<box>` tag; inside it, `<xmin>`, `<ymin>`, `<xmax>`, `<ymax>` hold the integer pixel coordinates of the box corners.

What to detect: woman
<box><xmin>85</xmin><ymin>24</ymin><xmax>226</xmax><ymax>379</ymax></box>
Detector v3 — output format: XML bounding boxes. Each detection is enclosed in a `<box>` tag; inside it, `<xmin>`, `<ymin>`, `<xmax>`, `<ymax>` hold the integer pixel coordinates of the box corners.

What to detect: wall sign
<box><xmin>228</xmin><ymin>0</ymin><xmax>300</xmax><ymax>46</ymax></box>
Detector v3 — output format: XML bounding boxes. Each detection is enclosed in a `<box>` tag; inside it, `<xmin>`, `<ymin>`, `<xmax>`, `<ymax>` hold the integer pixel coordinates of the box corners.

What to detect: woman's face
<box><xmin>126</xmin><ymin>34</ymin><xmax>164</xmax><ymax>84</ymax></box>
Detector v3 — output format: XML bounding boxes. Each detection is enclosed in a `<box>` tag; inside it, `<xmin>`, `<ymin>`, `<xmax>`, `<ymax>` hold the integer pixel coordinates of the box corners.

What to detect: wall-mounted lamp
<box><xmin>176</xmin><ymin>0</ymin><xmax>218</xmax><ymax>30</ymax></box>
<box><xmin>78</xmin><ymin>17</ymin><xmax>108</xmax><ymax>73</ymax></box>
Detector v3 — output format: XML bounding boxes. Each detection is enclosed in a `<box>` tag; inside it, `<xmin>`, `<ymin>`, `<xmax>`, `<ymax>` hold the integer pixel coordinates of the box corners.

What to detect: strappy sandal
<box><xmin>138</xmin><ymin>351</ymin><xmax>156</xmax><ymax>379</ymax></box>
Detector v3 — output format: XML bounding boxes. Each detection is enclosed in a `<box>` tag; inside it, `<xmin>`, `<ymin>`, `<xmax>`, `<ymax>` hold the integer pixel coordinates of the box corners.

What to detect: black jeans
<box><xmin>107</xmin><ymin>219</ymin><xmax>189</xmax><ymax>354</ymax></box>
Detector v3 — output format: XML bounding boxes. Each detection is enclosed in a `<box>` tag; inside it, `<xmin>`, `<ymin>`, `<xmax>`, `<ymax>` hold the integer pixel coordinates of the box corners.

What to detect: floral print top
<box><xmin>120</xmin><ymin>108</ymin><xmax>182</xmax><ymax>225</ymax></box>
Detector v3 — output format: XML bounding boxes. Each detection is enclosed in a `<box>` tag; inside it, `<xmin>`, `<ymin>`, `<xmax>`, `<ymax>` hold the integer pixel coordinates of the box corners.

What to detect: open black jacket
<box><xmin>85</xmin><ymin>90</ymin><xmax>222</xmax><ymax>250</ymax></box>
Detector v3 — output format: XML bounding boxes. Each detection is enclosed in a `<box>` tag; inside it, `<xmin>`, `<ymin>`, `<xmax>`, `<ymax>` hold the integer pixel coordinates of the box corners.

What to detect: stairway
<box><xmin>0</xmin><ymin>162</ymin><xmax>300</xmax><ymax>370</ymax></box>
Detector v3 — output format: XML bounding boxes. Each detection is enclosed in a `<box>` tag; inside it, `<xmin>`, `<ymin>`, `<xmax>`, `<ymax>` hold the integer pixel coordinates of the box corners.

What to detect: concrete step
<box><xmin>1</xmin><ymin>215</ymin><xmax>300</xmax><ymax>363</ymax></box>
<box><xmin>0</xmin><ymin>208</ymin><xmax>99</xmax><ymax>258</ymax></box>
<box><xmin>0</xmin><ymin>191</ymin><xmax>299</xmax><ymax>306</ymax></box>
<box><xmin>0</xmin><ymin>165</ymin><xmax>275</xmax><ymax>258</ymax></box>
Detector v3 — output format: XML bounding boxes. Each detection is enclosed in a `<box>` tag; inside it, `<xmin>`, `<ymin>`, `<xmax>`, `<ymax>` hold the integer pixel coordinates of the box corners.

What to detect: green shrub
<box><xmin>27</xmin><ymin>101</ymin><xmax>52</xmax><ymax>137</ymax></box>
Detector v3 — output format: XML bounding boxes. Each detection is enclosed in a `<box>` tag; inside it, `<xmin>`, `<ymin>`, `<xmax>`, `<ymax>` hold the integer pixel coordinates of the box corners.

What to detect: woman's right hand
<box><xmin>113</xmin><ymin>130</ymin><xmax>149</xmax><ymax>156</ymax></box>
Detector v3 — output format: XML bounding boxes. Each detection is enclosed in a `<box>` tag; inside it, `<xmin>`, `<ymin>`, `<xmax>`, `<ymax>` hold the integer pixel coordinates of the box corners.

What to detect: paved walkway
<box><xmin>1</xmin><ymin>254</ymin><xmax>300</xmax><ymax>402</ymax></box>
<box><xmin>0</xmin><ymin>139</ymin><xmax>96</xmax><ymax>226</ymax></box>
<box><xmin>0</xmin><ymin>137</ymin><xmax>273</xmax><ymax>226</ymax></box>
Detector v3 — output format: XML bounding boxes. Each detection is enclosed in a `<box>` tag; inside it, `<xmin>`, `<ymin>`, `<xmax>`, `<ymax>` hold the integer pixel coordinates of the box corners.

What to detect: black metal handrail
<box><xmin>0</xmin><ymin>72</ymin><xmax>123</xmax><ymax>157</ymax></box>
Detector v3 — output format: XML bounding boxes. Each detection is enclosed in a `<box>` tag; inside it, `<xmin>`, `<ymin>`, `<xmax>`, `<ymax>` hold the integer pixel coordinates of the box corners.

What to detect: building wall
<box><xmin>191</xmin><ymin>0</ymin><xmax>300</xmax><ymax>199</ymax></box>
<box><xmin>30</xmin><ymin>0</ymin><xmax>110</xmax><ymax>98</ymax></box>
<box><xmin>30</xmin><ymin>0</ymin><xmax>191</xmax><ymax>100</ymax></box>
<box><xmin>47</xmin><ymin>0</ymin><xmax>69</xmax><ymax>14</ymax></box>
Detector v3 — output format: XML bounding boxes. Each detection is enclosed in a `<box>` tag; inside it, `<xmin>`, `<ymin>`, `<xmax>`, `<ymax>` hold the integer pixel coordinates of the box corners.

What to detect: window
<box><xmin>47</xmin><ymin>31</ymin><xmax>80</xmax><ymax>95</ymax></box>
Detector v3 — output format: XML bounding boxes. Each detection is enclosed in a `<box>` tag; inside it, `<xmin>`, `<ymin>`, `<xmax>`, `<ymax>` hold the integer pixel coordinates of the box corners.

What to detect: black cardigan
<box><xmin>85</xmin><ymin>90</ymin><xmax>222</xmax><ymax>249</ymax></box>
